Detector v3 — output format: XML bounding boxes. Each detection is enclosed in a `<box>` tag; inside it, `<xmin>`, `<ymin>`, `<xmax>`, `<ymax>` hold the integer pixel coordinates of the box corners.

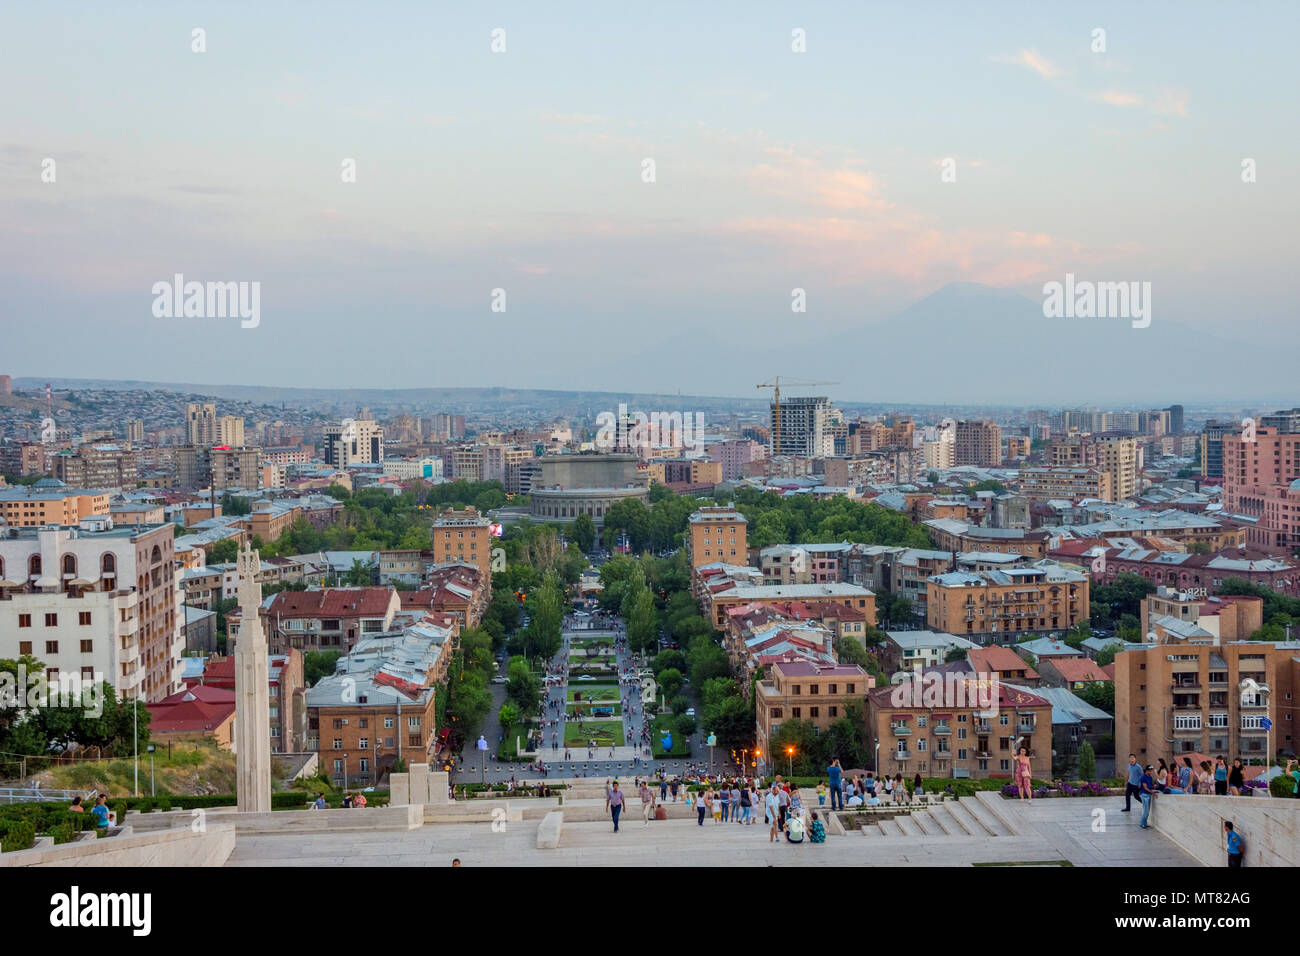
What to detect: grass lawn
<box><xmin>567</xmin><ymin>684</ymin><xmax>619</xmax><ymax>702</ymax></box>
<box><xmin>564</xmin><ymin>720</ymin><xmax>624</xmax><ymax>748</ymax></box>
<box><xmin>566</xmin><ymin>701</ymin><xmax>622</xmax><ymax>717</ymax></box>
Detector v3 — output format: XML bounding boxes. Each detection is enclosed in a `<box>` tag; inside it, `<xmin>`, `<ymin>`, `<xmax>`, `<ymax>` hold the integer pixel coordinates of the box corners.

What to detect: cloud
<box><xmin>1093</xmin><ymin>90</ymin><xmax>1143</xmax><ymax>108</ymax></box>
<box><xmin>994</xmin><ymin>49</ymin><xmax>1062</xmax><ymax>79</ymax></box>
<box><xmin>748</xmin><ymin>150</ymin><xmax>889</xmax><ymax>212</ymax></box>
<box><xmin>1151</xmin><ymin>88</ymin><xmax>1190</xmax><ymax>117</ymax></box>
<box><xmin>540</xmin><ymin>113</ymin><xmax>607</xmax><ymax>125</ymax></box>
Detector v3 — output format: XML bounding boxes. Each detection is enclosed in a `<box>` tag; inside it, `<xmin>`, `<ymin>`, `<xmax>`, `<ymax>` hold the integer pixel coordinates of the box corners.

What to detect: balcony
<box><xmin>1173</xmin><ymin>721</ymin><xmax>1203</xmax><ymax>734</ymax></box>
<box><xmin>933</xmin><ymin>750</ymin><xmax>952</xmax><ymax>760</ymax></box>
<box><xmin>974</xmin><ymin>722</ymin><xmax>993</xmax><ymax>735</ymax></box>
<box><xmin>890</xmin><ymin>724</ymin><xmax>912</xmax><ymax>736</ymax></box>
<box><xmin>1017</xmin><ymin>722</ymin><xmax>1036</xmax><ymax>734</ymax></box>
<box><xmin>933</xmin><ymin>725</ymin><xmax>952</xmax><ymax>736</ymax></box>
<box><xmin>893</xmin><ymin>750</ymin><xmax>912</xmax><ymax>761</ymax></box>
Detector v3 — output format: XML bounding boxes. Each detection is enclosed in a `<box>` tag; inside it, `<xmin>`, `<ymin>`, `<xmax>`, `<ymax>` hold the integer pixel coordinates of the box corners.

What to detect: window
<box><xmin>792</xmin><ymin>707</ymin><xmax>802</xmax><ymax>718</ymax></box>
<box><xmin>333</xmin><ymin>759</ymin><xmax>343</xmax><ymax>773</ymax></box>
<box><xmin>408</xmin><ymin>716</ymin><xmax>422</xmax><ymax>728</ymax></box>
<box><xmin>358</xmin><ymin>718</ymin><xmax>368</xmax><ymax>728</ymax></box>
<box><xmin>81</xmin><ymin>667</ymin><xmax>95</xmax><ymax>681</ymax></box>
<box><xmin>19</xmin><ymin>641</ymin><xmax>32</xmax><ymax>655</ymax></box>
<box><xmin>45</xmin><ymin>613</ymin><xmax>58</xmax><ymax>627</ymax></box>
<box><xmin>45</xmin><ymin>641</ymin><xmax>59</xmax><ymax>654</ymax></box>
<box><xmin>828</xmin><ymin>706</ymin><xmax>838</xmax><ymax>718</ymax></box>
<box><xmin>332</xmin><ymin>738</ymin><xmax>343</xmax><ymax>749</ymax></box>
<box><xmin>384</xmin><ymin>717</ymin><xmax>395</xmax><ymax>729</ymax></box>
<box><xmin>333</xmin><ymin>719</ymin><xmax>344</xmax><ymax>729</ymax></box>
<box><xmin>409</xmin><ymin>733</ymin><xmax>423</xmax><ymax>746</ymax></box>
<box><xmin>359</xmin><ymin>758</ymin><xmax>369</xmax><ymax>773</ymax></box>
<box><xmin>809</xmin><ymin>684</ymin><xmax>820</xmax><ymax>695</ymax></box>
<box><xmin>80</xmin><ymin>639</ymin><xmax>93</xmax><ymax>653</ymax></box>
<box><xmin>809</xmin><ymin>707</ymin><xmax>820</xmax><ymax>718</ymax></box>
<box><xmin>18</xmin><ymin>614</ymin><xmax>31</xmax><ymax>628</ymax></box>
<box><xmin>78</xmin><ymin>612</ymin><xmax>91</xmax><ymax>627</ymax></box>
<box><xmin>999</xmin><ymin>713</ymin><xmax>1010</xmax><ymax>725</ymax></box>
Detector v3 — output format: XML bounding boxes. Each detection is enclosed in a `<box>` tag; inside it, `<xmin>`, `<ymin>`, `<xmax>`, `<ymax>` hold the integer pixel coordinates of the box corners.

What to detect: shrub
<box><xmin>1269</xmin><ymin>774</ymin><xmax>1298</xmax><ymax>798</ymax></box>
<box><xmin>49</xmin><ymin>823</ymin><xmax>75</xmax><ymax>845</ymax></box>
<box><xmin>670</xmin><ymin>695</ymin><xmax>689</xmax><ymax>716</ymax></box>
<box><xmin>1</xmin><ymin>820</ymin><xmax>35</xmax><ymax>853</ymax></box>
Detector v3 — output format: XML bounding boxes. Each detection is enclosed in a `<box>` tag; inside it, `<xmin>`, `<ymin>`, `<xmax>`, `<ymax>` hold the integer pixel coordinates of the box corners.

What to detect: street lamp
<box><xmin>786</xmin><ymin>746</ymin><xmax>794</xmax><ymax>777</ymax></box>
<box><xmin>147</xmin><ymin>744</ymin><xmax>156</xmax><ymax>797</ymax></box>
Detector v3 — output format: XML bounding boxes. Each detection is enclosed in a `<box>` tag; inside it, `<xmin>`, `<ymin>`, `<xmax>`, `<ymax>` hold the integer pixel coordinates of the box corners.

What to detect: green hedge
<box><xmin>0</xmin><ymin>820</ymin><xmax>35</xmax><ymax>853</ymax></box>
<box><xmin>1270</xmin><ymin>774</ymin><xmax>1299</xmax><ymax>798</ymax></box>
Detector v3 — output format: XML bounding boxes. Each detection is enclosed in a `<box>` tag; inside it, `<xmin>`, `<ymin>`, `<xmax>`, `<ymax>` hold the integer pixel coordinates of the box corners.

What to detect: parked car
<box><xmin>577</xmin><ymin>675</ymin><xmax>595</xmax><ymax>681</ymax></box>
<box><xmin>490</xmin><ymin>676</ymin><xmax>507</xmax><ymax>684</ymax></box>
<box><xmin>685</xmin><ymin>707</ymin><xmax>695</xmax><ymax>717</ymax></box>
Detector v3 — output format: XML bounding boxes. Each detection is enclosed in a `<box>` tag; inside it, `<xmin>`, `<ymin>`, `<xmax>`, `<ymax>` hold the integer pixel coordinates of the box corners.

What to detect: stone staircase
<box><xmin>852</xmin><ymin>793</ymin><xmax>1016</xmax><ymax>841</ymax></box>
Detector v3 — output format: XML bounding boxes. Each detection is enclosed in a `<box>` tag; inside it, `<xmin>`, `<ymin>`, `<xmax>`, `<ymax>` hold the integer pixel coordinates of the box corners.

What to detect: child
<box><xmin>816</xmin><ymin>781</ymin><xmax>826</xmax><ymax>806</ymax></box>
<box><xmin>809</xmin><ymin>811</ymin><xmax>826</xmax><ymax>844</ymax></box>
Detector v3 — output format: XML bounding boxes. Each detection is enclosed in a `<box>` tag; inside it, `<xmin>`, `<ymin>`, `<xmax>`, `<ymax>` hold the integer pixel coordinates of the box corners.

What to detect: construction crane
<box><xmin>756</xmin><ymin>377</ymin><xmax>840</xmax><ymax>463</ymax></box>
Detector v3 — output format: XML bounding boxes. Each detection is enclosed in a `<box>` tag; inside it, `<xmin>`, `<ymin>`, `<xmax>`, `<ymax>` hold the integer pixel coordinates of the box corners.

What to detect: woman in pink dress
<box><xmin>1015</xmin><ymin>747</ymin><xmax>1034</xmax><ymax>801</ymax></box>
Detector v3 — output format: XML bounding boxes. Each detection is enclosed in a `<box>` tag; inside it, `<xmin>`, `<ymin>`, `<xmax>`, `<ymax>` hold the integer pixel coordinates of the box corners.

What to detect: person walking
<box><xmin>731</xmin><ymin>782</ymin><xmax>742</xmax><ymax>823</ymax></box>
<box><xmin>719</xmin><ymin>782</ymin><xmax>731</xmax><ymax>822</ymax></box>
<box><xmin>1138</xmin><ymin>765</ymin><xmax>1157</xmax><ymax>830</ymax></box>
<box><xmin>660</xmin><ymin>776</ymin><xmax>668</xmax><ymax>801</ymax></box>
<box><xmin>670</xmin><ymin>777</ymin><xmax>680</xmax><ymax>802</ymax></box>
<box><xmin>739</xmin><ymin>781</ymin><xmax>752</xmax><ymax>825</ymax></box>
<box><xmin>608</xmin><ymin>781</ymin><xmax>625</xmax><ymax>832</ymax></box>
<box><xmin>1214</xmin><ymin>756</ymin><xmax>1229</xmax><ymax>795</ymax></box>
<box><xmin>639</xmin><ymin>780</ymin><xmax>656</xmax><ymax>828</ymax></box>
<box><xmin>1224</xmin><ymin>821</ymin><xmax>1244</xmax><ymax>867</ymax></box>
<box><xmin>1122</xmin><ymin>754</ymin><xmax>1142</xmax><ymax>811</ymax></box>
<box><xmin>697</xmin><ymin>788</ymin><xmax>709</xmax><ymax>826</ymax></box>
<box><xmin>827</xmin><ymin>758</ymin><xmax>844</xmax><ymax>811</ymax></box>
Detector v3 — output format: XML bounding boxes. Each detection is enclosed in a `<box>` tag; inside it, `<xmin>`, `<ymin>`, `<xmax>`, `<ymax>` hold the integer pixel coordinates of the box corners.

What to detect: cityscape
<box><xmin>0</xmin><ymin>2</ymin><xmax>1296</xmax><ymax>915</ymax></box>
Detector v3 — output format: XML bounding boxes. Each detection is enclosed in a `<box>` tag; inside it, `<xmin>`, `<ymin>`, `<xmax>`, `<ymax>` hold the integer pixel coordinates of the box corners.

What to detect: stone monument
<box><xmin>234</xmin><ymin>543</ymin><xmax>271</xmax><ymax>812</ymax></box>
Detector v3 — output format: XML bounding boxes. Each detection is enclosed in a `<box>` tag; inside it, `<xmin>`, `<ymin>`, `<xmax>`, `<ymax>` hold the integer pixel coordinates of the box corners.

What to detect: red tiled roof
<box><xmin>147</xmin><ymin>686</ymin><xmax>236</xmax><ymax>734</ymax></box>
<box><xmin>267</xmin><ymin>587</ymin><xmax>396</xmax><ymax>618</ymax></box>
<box><xmin>1050</xmin><ymin>658</ymin><xmax>1112</xmax><ymax>683</ymax></box>
<box><xmin>968</xmin><ymin>646</ymin><xmax>1040</xmax><ymax>680</ymax></box>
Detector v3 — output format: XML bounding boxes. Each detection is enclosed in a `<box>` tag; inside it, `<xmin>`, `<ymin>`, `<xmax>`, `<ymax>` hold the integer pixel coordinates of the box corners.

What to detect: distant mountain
<box><xmin>822</xmin><ymin>282</ymin><xmax>1299</xmax><ymax>405</ymax></box>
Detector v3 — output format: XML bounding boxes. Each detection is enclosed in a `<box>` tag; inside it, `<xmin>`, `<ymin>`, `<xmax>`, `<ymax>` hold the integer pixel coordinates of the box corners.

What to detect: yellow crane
<box><xmin>756</xmin><ymin>377</ymin><xmax>840</xmax><ymax>459</ymax></box>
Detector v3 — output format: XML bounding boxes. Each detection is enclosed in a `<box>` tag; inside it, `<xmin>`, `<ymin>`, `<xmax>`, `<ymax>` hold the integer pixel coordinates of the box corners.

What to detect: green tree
<box><xmin>1076</xmin><ymin>682</ymin><xmax>1115</xmax><ymax>715</ymax></box>
<box><xmin>944</xmin><ymin>647</ymin><xmax>968</xmax><ymax>663</ymax></box>
<box><xmin>687</xmin><ymin>639</ymin><xmax>729</xmax><ymax>688</ymax></box>
<box><xmin>506</xmin><ymin>656</ymin><xmax>541</xmax><ymax>714</ymax></box>
<box><xmin>657</xmin><ymin>668</ymin><xmax>684</xmax><ymax>698</ymax></box>
<box><xmin>304</xmin><ymin>650</ymin><xmax>342</xmax><ymax>687</ymax></box>
<box><xmin>343</xmin><ymin>559</ymin><xmax>376</xmax><ymax>586</ymax></box>
<box><xmin>1078</xmin><ymin>739</ymin><xmax>1097</xmax><ymax>781</ymax></box>
<box><xmin>498</xmin><ymin>702</ymin><xmax>521</xmax><ymax>729</ymax></box>
<box><xmin>209</xmin><ymin>538</ymin><xmax>239</xmax><ymax>564</ymax></box>
<box><xmin>1094</xmin><ymin>642</ymin><xmax>1122</xmax><ymax>667</ymax></box>
<box><xmin>569</xmin><ymin>513</ymin><xmax>597</xmax><ymax>553</ymax></box>
<box><xmin>627</xmin><ymin>587</ymin><xmax>659</xmax><ymax>655</ymax></box>
<box><xmin>653</xmin><ymin>649</ymin><xmax>687</xmax><ymax>675</ymax></box>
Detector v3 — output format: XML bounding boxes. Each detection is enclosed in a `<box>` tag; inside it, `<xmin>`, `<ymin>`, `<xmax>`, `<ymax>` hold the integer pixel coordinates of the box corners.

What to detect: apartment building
<box><xmin>306</xmin><ymin>622</ymin><xmax>454</xmax><ymax>786</ymax></box>
<box><xmin>324</xmin><ymin>418</ymin><xmax>384</xmax><ymax>466</ymax></box>
<box><xmin>881</xmin><ymin>630</ymin><xmax>980</xmax><ymax>674</ymax></box>
<box><xmin>1005</xmin><ymin>436</ymin><xmax>1032</xmax><ymax>460</ymax></box>
<box><xmin>755</xmin><ymin>661</ymin><xmax>871</xmax><ymax>769</ymax></box>
<box><xmin>1221</xmin><ymin>424</ymin><xmax>1300</xmax><ymax>551</ymax></box>
<box><xmin>189</xmin><ymin>649</ymin><xmax>307</xmax><ymax>752</ymax></box>
<box><xmin>1115</xmin><ymin>641</ymin><xmax>1300</xmax><ymax>763</ymax></box>
<box><xmin>687</xmin><ymin>505</ymin><xmax>748</xmax><ymax>570</ymax></box>
<box><xmin>1019</xmin><ymin>466</ymin><xmax>1114</xmax><ymax>502</ymax></box>
<box><xmin>770</xmin><ymin>396</ymin><xmax>833</xmax><ymax>457</ymax></box>
<box><xmin>865</xmin><ymin>678</ymin><xmax>1053</xmax><ymax>780</ymax></box>
<box><xmin>211</xmin><ymin>446</ymin><xmax>262</xmax><ymax>492</ymax></box>
<box><xmin>924</xmin><ymin>518</ymin><xmax>1051</xmax><ymax>558</ymax></box>
<box><xmin>0</xmin><ymin>481</ymin><xmax>110</xmax><ymax>527</ymax></box>
<box><xmin>186</xmin><ymin>403</ymin><xmax>217</xmax><ymax>445</ymax></box>
<box><xmin>217</xmin><ymin>416</ymin><xmax>245</xmax><ymax>448</ymax></box>
<box><xmin>926</xmin><ymin>561</ymin><xmax>1090</xmax><ymax>641</ymax></box>
<box><xmin>1047</xmin><ymin>539</ymin><xmax>1300</xmax><ymax>599</ymax></box>
<box><xmin>955</xmin><ymin>420</ymin><xmax>1002</xmax><ymax>467</ymax></box>
<box><xmin>383</xmin><ymin>457</ymin><xmax>445</xmax><ymax>481</ymax></box>
<box><xmin>0</xmin><ymin>441</ymin><xmax>48</xmax><ymax>477</ymax></box>
<box><xmin>251</xmin><ymin>587</ymin><xmax>401</xmax><ymax>654</ymax></box>
<box><xmin>430</xmin><ymin>507</ymin><xmax>494</xmax><ymax>581</ymax></box>
<box><xmin>1140</xmin><ymin>587</ymin><xmax>1264</xmax><ymax>644</ymax></box>
<box><xmin>1047</xmin><ymin>434</ymin><xmax>1138</xmax><ymax>500</ymax></box>
<box><xmin>0</xmin><ymin>522</ymin><xmax>185</xmax><ymax>702</ymax></box>
<box><xmin>714</xmin><ymin>439</ymin><xmax>766</xmax><ymax>481</ymax></box>
<box><xmin>758</xmin><ymin>542</ymin><xmax>855</xmax><ymax>585</ymax></box>
<box><xmin>51</xmin><ymin>445</ymin><xmax>137</xmax><ymax>491</ymax></box>
<box><xmin>1200</xmin><ymin>421</ymin><xmax>1237</xmax><ymax>480</ymax></box>
<box><xmin>706</xmin><ymin>582</ymin><xmax>876</xmax><ymax>630</ymax></box>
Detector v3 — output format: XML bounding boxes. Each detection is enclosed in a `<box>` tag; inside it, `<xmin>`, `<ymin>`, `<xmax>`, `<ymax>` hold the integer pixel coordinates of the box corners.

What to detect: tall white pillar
<box><xmin>235</xmin><ymin>544</ymin><xmax>272</xmax><ymax>812</ymax></box>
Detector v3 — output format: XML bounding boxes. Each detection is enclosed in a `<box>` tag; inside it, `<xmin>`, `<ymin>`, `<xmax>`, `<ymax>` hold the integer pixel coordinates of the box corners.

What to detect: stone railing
<box><xmin>1151</xmin><ymin>793</ymin><xmax>1299</xmax><ymax>867</ymax></box>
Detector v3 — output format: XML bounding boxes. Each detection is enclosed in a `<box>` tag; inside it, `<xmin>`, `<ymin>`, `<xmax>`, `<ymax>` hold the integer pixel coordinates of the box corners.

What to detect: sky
<box><xmin>2</xmin><ymin>1</ymin><xmax>1297</xmax><ymax>402</ymax></box>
